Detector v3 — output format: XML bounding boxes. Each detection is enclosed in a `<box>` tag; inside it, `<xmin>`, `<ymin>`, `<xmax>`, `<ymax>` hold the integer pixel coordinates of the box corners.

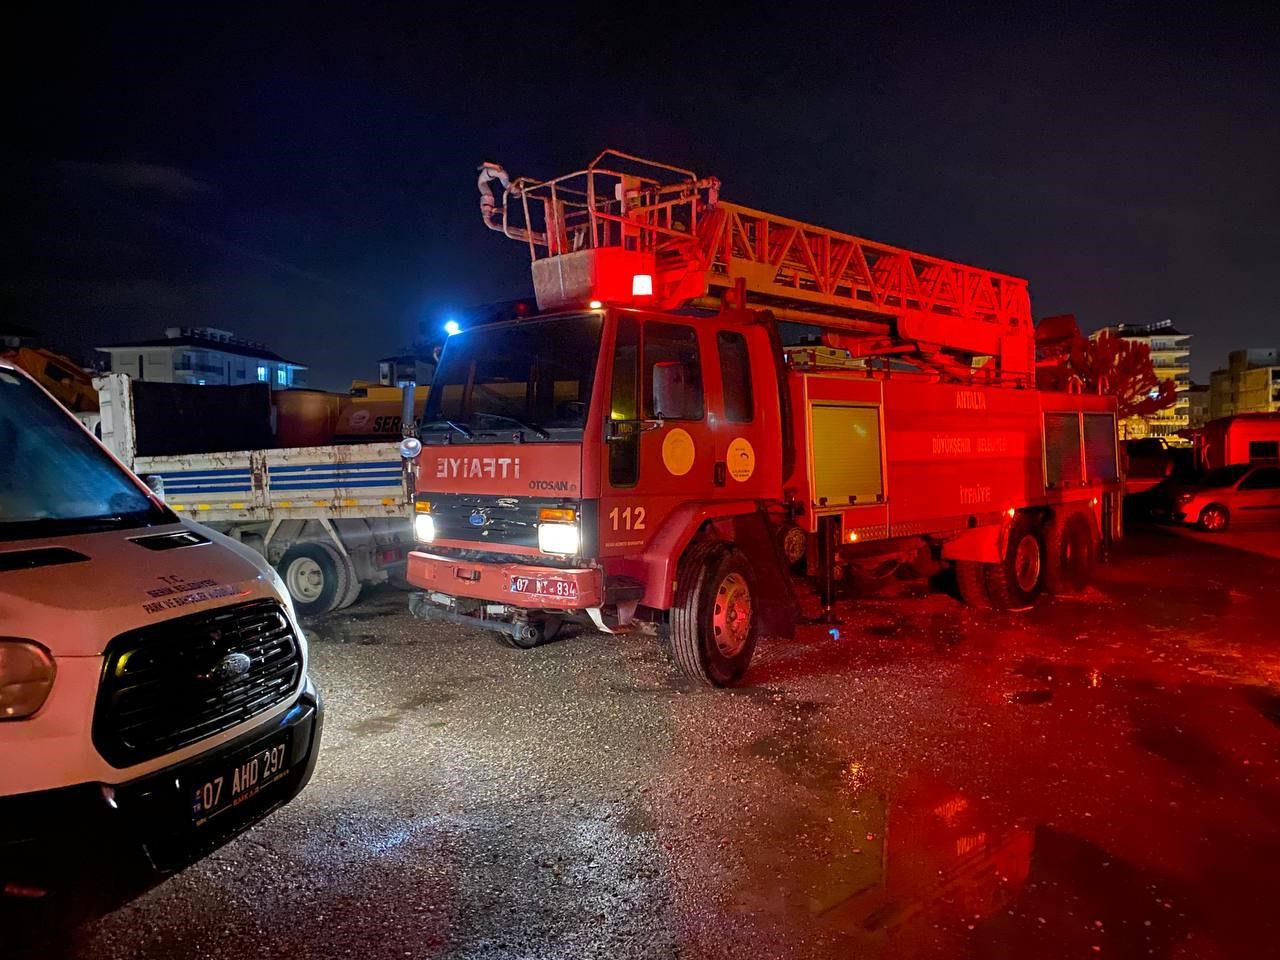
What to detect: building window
<box><xmin>257</xmin><ymin>365</ymin><xmax>267</xmax><ymax>382</ymax></box>
<box><xmin>1248</xmin><ymin>441</ymin><xmax>1279</xmax><ymax>463</ymax></box>
<box><xmin>277</xmin><ymin>368</ymin><xmax>287</xmax><ymax>386</ymax></box>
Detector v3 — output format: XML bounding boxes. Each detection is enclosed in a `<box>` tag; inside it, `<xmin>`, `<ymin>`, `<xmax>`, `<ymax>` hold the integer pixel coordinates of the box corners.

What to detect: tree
<box><xmin>1036</xmin><ymin>316</ymin><xmax>1177</xmax><ymax>421</ymax></box>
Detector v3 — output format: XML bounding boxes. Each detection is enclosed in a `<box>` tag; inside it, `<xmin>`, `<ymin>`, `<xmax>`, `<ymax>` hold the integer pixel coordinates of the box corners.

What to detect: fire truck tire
<box><xmin>668</xmin><ymin>541</ymin><xmax>757</xmax><ymax>687</ymax></box>
<box><xmin>984</xmin><ymin>517</ymin><xmax>1045</xmax><ymax>611</ymax></box>
<box><xmin>1044</xmin><ymin>512</ymin><xmax>1095</xmax><ymax>595</ymax></box>
<box><xmin>278</xmin><ymin>541</ymin><xmax>350</xmax><ymax>617</ymax></box>
<box><xmin>955</xmin><ymin>560</ymin><xmax>992</xmax><ymax>609</ymax></box>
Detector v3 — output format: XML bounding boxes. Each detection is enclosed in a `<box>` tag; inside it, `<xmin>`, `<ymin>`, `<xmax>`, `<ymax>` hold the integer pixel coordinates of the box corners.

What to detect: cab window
<box><xmin>717</xmin><ymin>331</ymin><xmax>753</xmax><ymax>423</ymax></box>
<box><xmin>643</xmin><ymin>323</ymin><xmax>703</xmax><ymax>420</ymax></box>
<box><xmin>608</xmin><ymin>315</ymin><xmax>640</xmax><ymax>486</ymax></box>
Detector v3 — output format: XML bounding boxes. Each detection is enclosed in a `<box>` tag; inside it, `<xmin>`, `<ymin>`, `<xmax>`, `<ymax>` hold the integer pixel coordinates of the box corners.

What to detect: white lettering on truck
<box><xmin>931</xmin><ymin>436</ymin><xmax>972</xmax><ymax>455</ymax></box>
<box><xmin>435</xmin><ymin>457</ymin><xmax>522</xmax><ymax>480</ymax></box>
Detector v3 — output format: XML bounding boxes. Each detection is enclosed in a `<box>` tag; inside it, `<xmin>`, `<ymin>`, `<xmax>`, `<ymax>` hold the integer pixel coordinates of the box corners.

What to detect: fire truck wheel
<box><xmin>984</xmin><ymin>518</ymin><xmax>1046</xmax><ymax>611</ymax></box>
<box><xmin>955</xmin><ymin>560</ymin><xmax>992</xmax><ymax>609</ymax></box>
<box><xmin>278</xmin><ymin>542</ymin><xmax>351</xmax><ymax>617</ymax></box>
<box><xmin>1044</xmin><ymin>512</ymin><xmax>1095</xmax><ymax>595</ymax></box>
<box><xmin>668</xmin><ymin>541</ymin><xmax>757</xmax><ymax>687</ymax></box>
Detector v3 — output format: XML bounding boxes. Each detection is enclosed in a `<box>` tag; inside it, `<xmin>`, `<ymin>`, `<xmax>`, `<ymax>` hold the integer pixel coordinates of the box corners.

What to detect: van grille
<box><xmin>93</xmin><ymin>599</ymin><xmax>302</xmax><ymax>767</ymax></box>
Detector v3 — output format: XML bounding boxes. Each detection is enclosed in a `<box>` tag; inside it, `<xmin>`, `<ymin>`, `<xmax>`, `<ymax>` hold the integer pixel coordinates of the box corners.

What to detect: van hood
<box><xmin>0</xmin><ymin>521</ymin><xmax>284</xmax><ymax>657</ymax></box>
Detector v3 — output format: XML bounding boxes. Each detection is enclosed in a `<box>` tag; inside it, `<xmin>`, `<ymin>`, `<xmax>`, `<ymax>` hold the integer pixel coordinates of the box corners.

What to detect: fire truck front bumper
<box><xmin>406</xmin><ymin>551</ymin><xmax>604</xmax><ymax>609</ymax></box>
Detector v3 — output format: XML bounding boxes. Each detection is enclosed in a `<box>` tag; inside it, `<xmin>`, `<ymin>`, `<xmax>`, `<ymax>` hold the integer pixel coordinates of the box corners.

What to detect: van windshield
<box><xmin>421</xmin><ymin>314</ymin><xmax>602</xmax><ymax>441</ymax></box>
<box><xmin>0</xmin><ymin>368</ymin><xmax>170</xmax><ymax>540</ymax></box>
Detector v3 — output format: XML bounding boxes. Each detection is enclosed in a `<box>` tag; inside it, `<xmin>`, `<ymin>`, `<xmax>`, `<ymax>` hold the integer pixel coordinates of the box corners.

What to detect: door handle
<box><xmin>714</xmin><ymin>462</ymin><xmax>727</xmax><ymax>486</ymax></box>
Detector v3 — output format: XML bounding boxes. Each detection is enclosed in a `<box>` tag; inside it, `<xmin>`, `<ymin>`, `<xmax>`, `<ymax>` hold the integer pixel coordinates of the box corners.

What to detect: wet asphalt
<box><xmin>58</xmin><ymin>525</ymin><xmax>1280</xmax><ymax>959</ymax></box>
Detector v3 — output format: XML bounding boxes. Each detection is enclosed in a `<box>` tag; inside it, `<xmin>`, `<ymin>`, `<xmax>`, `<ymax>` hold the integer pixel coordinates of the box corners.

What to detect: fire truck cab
<box><xmin>403</xmin><ymin>151</ymin><xmax>1122</xmax><ymax>686</ymax></box>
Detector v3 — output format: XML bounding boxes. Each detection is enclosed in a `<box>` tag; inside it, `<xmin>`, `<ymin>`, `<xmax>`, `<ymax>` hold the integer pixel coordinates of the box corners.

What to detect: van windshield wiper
<box><xmin>422</xmin><ymin>418</ymin><xmax>474</xmax><ymax>439</ymax></box>
<box><xmin>471</xmin><ymin>412</ymin><xmax>550</xmax><ymax>439</ymax></box>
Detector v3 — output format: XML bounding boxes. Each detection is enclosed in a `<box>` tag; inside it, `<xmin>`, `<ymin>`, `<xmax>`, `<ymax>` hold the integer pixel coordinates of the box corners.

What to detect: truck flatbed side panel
<box><xmin>129</xmin><ymin>380</ymin><xmax>274</xmax><ymax>456</ymax></box>
<box><xmin>133</xmin><ymin>442</ymin><xmax>408</xmax><ymax>522</ymax></box>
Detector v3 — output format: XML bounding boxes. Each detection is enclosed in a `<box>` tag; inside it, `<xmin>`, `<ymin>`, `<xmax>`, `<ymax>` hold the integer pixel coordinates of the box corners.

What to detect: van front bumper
<box><xmin>0</xmin><ymin>684</ymin><xmax>322</xmax><ymax>911</ymax></box>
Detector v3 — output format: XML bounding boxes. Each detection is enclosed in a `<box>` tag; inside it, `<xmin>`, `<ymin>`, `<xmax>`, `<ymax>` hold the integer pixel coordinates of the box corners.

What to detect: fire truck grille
<box><xmin>428</xmin><ymin>494</ymin><xmax>582</xmax><ymax>551</ymax></box>
<box><xmin>93</xmin><ymin>599</ymin><xmax>302</xmax><ymax>768</ymax></box>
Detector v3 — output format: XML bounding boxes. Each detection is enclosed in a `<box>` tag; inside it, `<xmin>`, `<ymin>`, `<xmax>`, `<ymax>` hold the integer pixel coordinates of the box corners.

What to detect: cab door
<box><xmin>599</xmin><ymin>311</ymin><xmax>716</xmax><ymax>559</ymax></box>
<box><xmin>705</xmin><ymin>323</ymin><xmax>780</xmax><ymax>504</ymax></box>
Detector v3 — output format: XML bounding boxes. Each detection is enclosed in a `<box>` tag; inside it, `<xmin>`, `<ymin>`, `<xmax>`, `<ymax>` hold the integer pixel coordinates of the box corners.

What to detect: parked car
<box><xmin>1169</xmin><ymin>463</ymin><xmax>1280</xmax><ymax>531</ymax></box>
<box><xmin>0</xmin><ymin>358</ymin><xmax>323</xmax><ymax>928</ymax></box>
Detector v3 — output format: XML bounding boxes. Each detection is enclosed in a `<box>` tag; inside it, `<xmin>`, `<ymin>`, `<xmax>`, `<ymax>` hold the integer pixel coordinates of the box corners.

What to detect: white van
<box><xmin>0</xmin><ymin>359</ymin><xmax>322</xmax><ymax>919</ymax></box>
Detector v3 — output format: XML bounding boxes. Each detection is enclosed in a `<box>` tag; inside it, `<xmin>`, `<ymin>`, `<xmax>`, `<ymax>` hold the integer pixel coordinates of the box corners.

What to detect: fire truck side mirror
<box><xmin>652</xmin><ymin>361</ymin><xmax>696</xmax><ymax>420</ymax></box>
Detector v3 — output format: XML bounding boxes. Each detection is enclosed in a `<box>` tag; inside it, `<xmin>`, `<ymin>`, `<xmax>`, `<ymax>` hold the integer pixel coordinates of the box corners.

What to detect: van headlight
<box><xmin>0</xmin><ymin>641</ymin><xmax>56</xmax><ymax>720</ymax></box>
<box><xmin>538</xmin><ymin>522</ymin><xmax>580</xmax><ymax>556</ymax></box>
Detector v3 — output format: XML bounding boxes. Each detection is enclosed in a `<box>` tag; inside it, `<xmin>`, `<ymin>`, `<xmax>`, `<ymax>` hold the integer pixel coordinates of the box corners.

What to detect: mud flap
<box><xmin>725</xmin><ymin>512</ymin><xmax>798</xmax><ymax>640</ymax></box>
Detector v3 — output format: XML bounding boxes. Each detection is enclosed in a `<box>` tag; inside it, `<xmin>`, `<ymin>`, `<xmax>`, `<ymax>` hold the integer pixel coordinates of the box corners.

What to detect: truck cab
<box><xmin>405</xmin><ymin>304</ymin><xmax>786</xmax><ymax>672</ymax></box>
<box><xmin>0</xmin><ymin>359</ymin><xmax>323</xmax><ymax>925</ymax></box>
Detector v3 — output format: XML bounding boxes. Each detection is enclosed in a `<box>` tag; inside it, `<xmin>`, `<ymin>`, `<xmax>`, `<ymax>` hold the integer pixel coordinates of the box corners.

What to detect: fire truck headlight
<box><xmin>414</xmin><ymin>513</ymin><xmax>436</xmax><ymax>543</ymax></box>
<box><xmin>0</xmin><ymin>640</ymin><xmax>56</xmax><ymax>720</ymax></box>
<box><xmin>538</xmin><ymin>522</ymin><xmax>579</xmax><ymax>556</ymax></box>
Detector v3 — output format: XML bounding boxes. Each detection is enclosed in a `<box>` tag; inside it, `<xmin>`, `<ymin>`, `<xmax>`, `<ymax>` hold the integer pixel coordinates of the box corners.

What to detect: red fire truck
<box><xmin>402</xmin><ymin>151</ymin><xmax>1122</xmax><ymax>685</ymax></box>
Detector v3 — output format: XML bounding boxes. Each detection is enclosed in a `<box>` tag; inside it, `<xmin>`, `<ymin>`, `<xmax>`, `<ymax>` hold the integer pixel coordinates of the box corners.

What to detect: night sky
<box><xmin>4</xmin><ymin>3</ymin><xmax>1277</xmax><ymax>389</ymax></box>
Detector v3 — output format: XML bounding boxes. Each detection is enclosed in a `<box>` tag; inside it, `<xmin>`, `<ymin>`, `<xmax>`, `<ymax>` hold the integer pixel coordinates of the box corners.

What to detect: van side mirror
<box><xmin>652</xmin><ymin>361</ymin><xmax>697</xmax><ymax>420</ymax></box>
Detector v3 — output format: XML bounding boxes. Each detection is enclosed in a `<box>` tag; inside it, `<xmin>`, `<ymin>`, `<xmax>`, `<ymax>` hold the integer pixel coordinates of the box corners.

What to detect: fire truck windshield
<box><xmin>421</xmin><ymin>313</ymin><xmax>603</xmax><ymax>441</ymax></box>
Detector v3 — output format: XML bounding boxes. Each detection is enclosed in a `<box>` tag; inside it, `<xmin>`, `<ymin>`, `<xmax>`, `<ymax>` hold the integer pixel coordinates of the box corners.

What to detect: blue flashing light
<box><xmin>443</xmin><ymin>319</ymin><xmax>461</xmax><ymax>337</ymax></box>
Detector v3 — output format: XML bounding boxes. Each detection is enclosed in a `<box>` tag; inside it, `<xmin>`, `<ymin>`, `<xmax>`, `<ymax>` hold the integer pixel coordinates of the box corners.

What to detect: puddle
<box><xmin>1005</xmin><ymin>688</ymin><xmax>1054</xmax><ymax>705</ymax></box>
<box><xmin>1247</xmin><ymin>687</ymin><xmax>1280</xmax><ymax>727</ymax></box>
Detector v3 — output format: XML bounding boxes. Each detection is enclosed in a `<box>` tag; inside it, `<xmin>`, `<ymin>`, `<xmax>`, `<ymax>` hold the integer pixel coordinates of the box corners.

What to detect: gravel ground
<box><xmin>52</xmin><ymin>526</ymin><xmax>1280</xmax><ymax>959</ymax></box>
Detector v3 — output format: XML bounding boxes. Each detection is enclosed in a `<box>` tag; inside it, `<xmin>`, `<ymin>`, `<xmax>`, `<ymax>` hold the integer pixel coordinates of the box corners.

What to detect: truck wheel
<box><xmin>335</xmin><ymin>567</ymin><xmax>363</xmax><ymax>609</ymax></box>
<box><xmin>1198</xmin><ymin>504</ymin><xmax>1229</xmax><ymax>532</ymax></box>
<box><xmin>1044</xmin><ymin>512</ymin><xmax>1095</xmax><ymax>595</ymax></box>
<box><xmin>278</xmin><ymin>542</ymin><xmax>350</xmax><ymax>617</ymax></box>
<box><xmin>984</xmin><ymin>517</ymin><xmax>1045</xmax><ymax>611</ymax></box>
<box><xmin>955</xmin><ymin>560</ymin><xmax>991</xmax><ymax>609</ymax></box>
<box><xmin>668</xmin><ymin>541</ymin><xmax>757</xmax><ymax>687</ymax></box>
